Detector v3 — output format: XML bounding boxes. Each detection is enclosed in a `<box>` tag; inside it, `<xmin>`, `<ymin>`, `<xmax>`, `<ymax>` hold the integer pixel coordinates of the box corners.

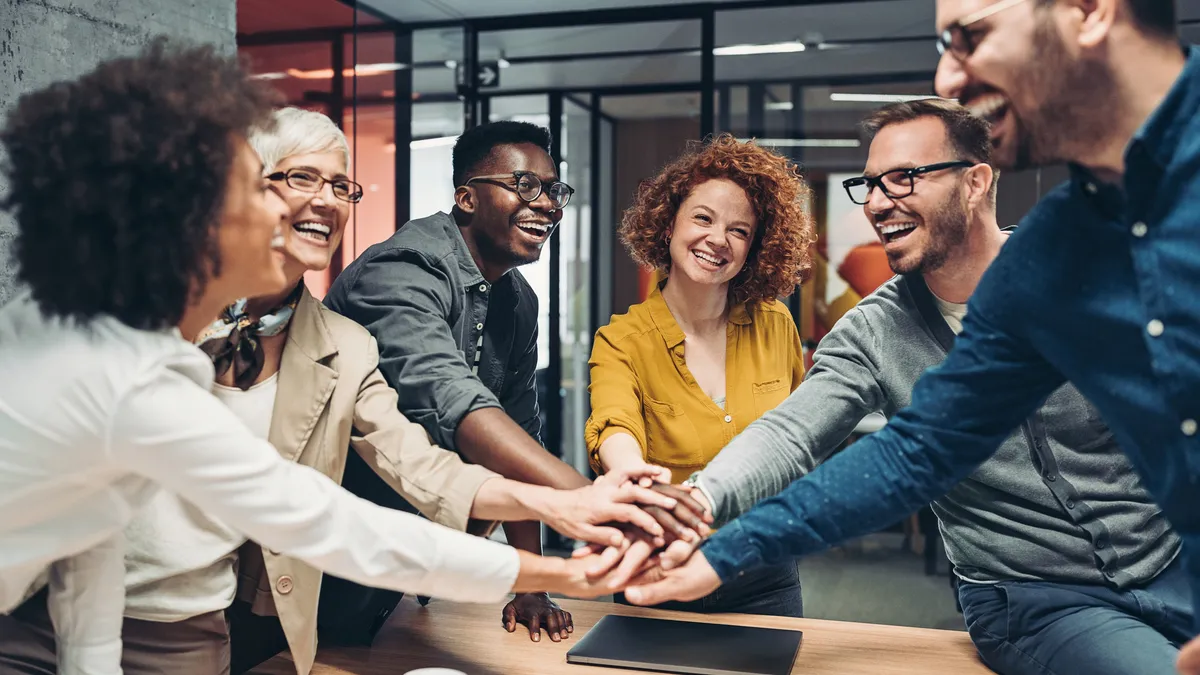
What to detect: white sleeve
<box><xmin>47</xmin><ymin>534</ymin><xmax>126</xmax><ymax>675</ymax></box>
<box><xmin>108</xmin><ymin>368</ymin><xmax>519</xmax><ymax>603</ymax></box>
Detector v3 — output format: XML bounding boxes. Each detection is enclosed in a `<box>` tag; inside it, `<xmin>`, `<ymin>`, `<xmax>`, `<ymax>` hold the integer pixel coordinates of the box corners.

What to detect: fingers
<box><xmin>660</xmin><ymin>538</ymin><xmax>698</xmax><ymax>570</ymax></box>
<box><xmin>651</xmin><ymin>483</ymin><xmax>714</xmax><ymax>528</ymax></box>
<box><xmin>604</xmin><ymin>537</ymin><xmax>656</xmax><ymax>590</ymax></box>
<box><xmin>544</xmin><ymin>610</ymin><xmax>561</xmax><ymax>643</ymax></box>
<box><xmin>645</xmin><ymin>505</ymin><xmax>697</xmax><ymax>543</ymax></box>
<box><xmin>572</xmin><ymin>542</ymin><xmax>605</xmax><ymax>558</ymax></box>
<box><xmin>569</xmin><ymin>523</ymin><xmax>628</xmax><ymax>548</ymax></box>
<box><xmin>585</xmin><ymin>544</ymin><xmax>626</xmax><ymax>581</ymax></box>
<box><xmin>604</xmin><ymin>464</ymin><xmax>672</xmax><ymax>487</ymax></box>
<box><xmin>528</xmin><ymin>612</ymin><xmax>542</xmax><ymax>642</ymax></box>
<box><xmin>614</xmin><ymin>483</ymin><xmax>678</xmax><ymax>510</ymax></box>
<box><xmin>565</xmin><ymin>610</ymin><xmax>575</xmax><ymax>634</ymax></box>
<box><xmin>598</xmin><ymin>502</ymin><xmax>664</xmax><ymax>538</ymax></box>
<box><xmin>502</xmin><ymin>603</ymin><xmax>517</xmax><ymax>633</ymax></box>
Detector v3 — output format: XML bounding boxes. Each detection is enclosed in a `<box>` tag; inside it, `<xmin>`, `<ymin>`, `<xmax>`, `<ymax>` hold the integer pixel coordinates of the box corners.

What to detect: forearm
<box><xmin>596</xmin><ymin>432</ymin><xmax>647</xmax><ymax>474</ymax></box>
<box><xmin>470</xmin><ymin>478</ymin><xmax>556</xmax><ymax>524</ymax></box>
<box><xmin>504</xmin><ymin>520</ymin><xmax>544</xmax><ymax>557</ymax></box>
<box><xmin>456</xmin><ymin>407</ymin><xmax>588</xmax><ymax>489</ymax></box>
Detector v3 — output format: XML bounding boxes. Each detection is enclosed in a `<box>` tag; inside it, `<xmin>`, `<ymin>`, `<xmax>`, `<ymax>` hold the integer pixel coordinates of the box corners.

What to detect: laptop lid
<box><xmin>566</xmin><ymin>615</ymin><xmax>803</xmax><ymax>675</ymax></box>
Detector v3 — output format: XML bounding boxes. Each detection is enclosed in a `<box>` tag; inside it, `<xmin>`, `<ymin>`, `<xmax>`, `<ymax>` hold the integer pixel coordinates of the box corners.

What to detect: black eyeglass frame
<box><xmin>842</xmin><ymin>160</ymin><xmax>976</xmax><ymax>205</ymax></box>
<box><xmin>463</xmin><ymin>170</ymin><xmax>576</xmax><ymax>210</ymax></box>
<box><xmin>267</xmin><ymin>168</ymin><xmax>364</xmax><ymax>204</ymax></box>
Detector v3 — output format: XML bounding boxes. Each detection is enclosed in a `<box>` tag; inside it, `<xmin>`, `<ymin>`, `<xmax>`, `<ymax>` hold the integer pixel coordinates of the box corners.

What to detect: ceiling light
<box><xmin>714</xmin><ymin>41</ymin><xmax>806</xmax><ymax>56</ymax></box>
<box><xmin>765</xmin><ymin>101</ymin><xmax>794</xmax><ymax>111</ymax></box>
<box><xmin>410</xmin><ymin>135</ymin><xmax>458</xmax><ymax>150</ymax></box>
<box><xmin>250</xmin><ymin>72</ymin><xmax>287</xmax><ymax>81</ymax></box>
<box><xmin>747</xmin><ymin>138</ymin><xmax>861</xmax><ymax>148</ymax></box>
<box><xmin>830</xmin><ymin>93</ymin><xmax>940</xmax><ymax>103</ymax></box>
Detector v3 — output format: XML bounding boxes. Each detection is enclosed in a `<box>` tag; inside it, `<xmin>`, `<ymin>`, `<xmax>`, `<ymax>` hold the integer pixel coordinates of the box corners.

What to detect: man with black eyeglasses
<box><xmin>625</xmin><ymin>1</ymin><xmax>1200</xmax><ymax>673</ymax></box>
<box><xmin>625</xmin><ymin>98</ymin><xmax>1188</xmax><ymax>675</ymax></box>
<box><xmin>321</xmin><ymin>120</ymin><xmax>705</xmax><ymax>646</ymax></box>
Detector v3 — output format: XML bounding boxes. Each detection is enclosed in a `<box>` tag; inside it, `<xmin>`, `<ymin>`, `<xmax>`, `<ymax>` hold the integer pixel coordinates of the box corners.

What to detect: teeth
<box><xmin>693</xmin><ymin>250</ymin><xmax>725</xmax><ymax>265</ymax></box>
<box><xmin>967</xmin><ymin>96</ymin><xmax>1007</xmax><ymax>121</ymax></box>
<box><xmin>293</xmin><ymin>221</ymin><xmax>331</xmax><ymax>236</ymax></box>
<box><xmin>878</xmin><ymin>223</ymin><xmax>917</xmax><ymax>235</ymax></box>
<box><xmin>518</xmin><ymin>222</ymin><xmax>550</xmax><ymax>234</ymax></box>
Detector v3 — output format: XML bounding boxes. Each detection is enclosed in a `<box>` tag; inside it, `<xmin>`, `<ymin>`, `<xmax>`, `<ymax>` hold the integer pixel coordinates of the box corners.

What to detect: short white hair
<box><xmin>250</xmin><ymin>107</ymin><xmax>350</xmax><ymax>174</ymax></box>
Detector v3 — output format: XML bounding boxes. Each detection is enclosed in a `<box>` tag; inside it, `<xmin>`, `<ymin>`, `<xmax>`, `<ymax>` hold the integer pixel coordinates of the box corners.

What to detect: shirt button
<box><xmin>1182</xmin><ymin>419</ymin><xmax>1198</xmax><ymax>436</ymax></box>
<box><xmin>479</xmin><ymin>284</ymin><xmax>488</xmax><ymax>292</ymax></box>
<box><xmin>1131</xmin><ymin>221</ymin><xmax>1148</xmax><ymax>237</ymax></box>
<box><xmin>723</xmin><ymin>415</ymin><xmax>732</xmax><ymax>423</ymax></box>
<box><xmin>1045</xmin><ymin>473</ymin><xmax>1057</xmax><ymax>482</ymax></box>
<box><xmin>475</xmin><ymin>322</ymin><xmax>484</xmax><ymax>330</ymax></box>
<box><xmin>1104</xmin><ymin>570</ymin><xmax>1115</xmax><ymax>578</ymax></box>
<box><xmin>1065</xmin><ymin>500</ymin><xmax>1075</xmax><ymax>509</ymax></box>
<box><xmin>1096</xmin><ymin>541</ymin><xmax>1106</xmax><ymax>550</ymax></box>
<box><xmin>276</xmin><ymin>576</ymin><xmax>294</xmax><ymax>595</ymax></box>
<box><xmin>1147</xmin><ymin>320</ymin><xmax>1164</xmax><ymax>337</ymax></box>
<box><xmin>1084</xmin><ymin>182</ymin><xmax>1098</xmax><ymax>194</ymax></box>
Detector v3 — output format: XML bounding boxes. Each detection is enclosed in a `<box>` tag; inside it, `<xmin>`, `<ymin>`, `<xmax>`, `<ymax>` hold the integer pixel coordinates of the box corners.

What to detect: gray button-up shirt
<box><xmin>699</xmin><ymin>271</ymin><xmax>1180</xmax><ymax>588</ymax></box>
<box><xmin>325</xmin><ymin>211</ymin><xmax>542</xmax><ymax>450</ymax></box>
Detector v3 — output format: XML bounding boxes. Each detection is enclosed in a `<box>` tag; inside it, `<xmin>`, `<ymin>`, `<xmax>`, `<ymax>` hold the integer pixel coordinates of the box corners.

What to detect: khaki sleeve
<box><xmin>350</xmin><ymin>337</ymin><xmax>500</xmax><ymax>534</ymax></box>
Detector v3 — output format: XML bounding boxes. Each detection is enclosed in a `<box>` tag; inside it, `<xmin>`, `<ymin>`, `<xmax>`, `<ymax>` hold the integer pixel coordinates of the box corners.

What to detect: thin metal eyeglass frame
<box><xmin>936</xmin><ymin>0</ymin><xmax>1034</xmax><ymax>59</ymax></box>
<box><xmin>267</xmin><ymin>169</ymin><xmax>364</xmax><ymax>204</ymax></box>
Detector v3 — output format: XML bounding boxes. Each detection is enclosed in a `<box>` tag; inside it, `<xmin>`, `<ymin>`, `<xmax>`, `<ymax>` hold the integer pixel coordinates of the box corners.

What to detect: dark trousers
<box><xmin>958</xmin><ymin>556</ymin><xmax>1196</xmax><ymax>675</ymax></box>
<box><xmin>0</xmin><ymin>590</ymin><xmax>230</xmax><ymax>675</ymax></box>
<box><xmin>616</xmin><ymin>560</ymin><xmax>803</xmax><ymax>617</ymax></box>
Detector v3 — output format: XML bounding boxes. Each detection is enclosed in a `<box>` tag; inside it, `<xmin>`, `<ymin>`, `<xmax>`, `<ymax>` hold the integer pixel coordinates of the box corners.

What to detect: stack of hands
<box><xmin>530</xmin><ymin>465</ymin><xmax>726</xmax><ymax>609</ymax></box>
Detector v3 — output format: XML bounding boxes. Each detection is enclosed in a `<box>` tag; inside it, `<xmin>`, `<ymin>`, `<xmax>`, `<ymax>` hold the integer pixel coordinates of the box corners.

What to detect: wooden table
<box><xmin>255</xmin><ymin>597</ymin><xmax>992</xmax><ymax>675</ymax></box>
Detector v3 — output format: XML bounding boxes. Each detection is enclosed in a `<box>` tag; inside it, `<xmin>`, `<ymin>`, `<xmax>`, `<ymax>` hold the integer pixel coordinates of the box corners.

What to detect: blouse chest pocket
<box><xmin>751</xmin><ymin>378</ymin><xmax>789</xmax><ymax>417</ymax></box>
<box><xmin>642</xmin><ymin>396</ymin><xmax>703</xmax><ymax>469</ymax></box>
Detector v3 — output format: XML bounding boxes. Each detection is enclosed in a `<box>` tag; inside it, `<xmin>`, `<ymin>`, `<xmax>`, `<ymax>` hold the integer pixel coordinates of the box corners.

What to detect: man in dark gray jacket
<box><xmin>670</xmin><ymin>100</ymin><xmax>1189</xmax><ymax>675</ymax></box>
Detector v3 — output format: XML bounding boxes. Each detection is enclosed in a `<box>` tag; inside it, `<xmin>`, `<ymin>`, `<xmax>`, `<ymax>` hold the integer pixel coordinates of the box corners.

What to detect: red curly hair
<box><xmin>619</xmin><ymin>134</ymin><xmax>816</xmax><ymax>307</ymax></box>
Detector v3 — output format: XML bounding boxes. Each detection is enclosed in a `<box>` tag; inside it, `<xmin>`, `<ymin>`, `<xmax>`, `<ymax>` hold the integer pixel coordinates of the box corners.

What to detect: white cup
<box><xmin>403</xmin><ymin>670</ymin><xmax>467</xmax><ymax>675</ymax></box>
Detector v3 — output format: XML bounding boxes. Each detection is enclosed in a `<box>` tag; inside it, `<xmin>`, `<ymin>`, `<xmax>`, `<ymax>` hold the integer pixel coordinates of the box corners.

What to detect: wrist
<box><xmin>514</xmin><ymin>484</ymin><xmax>560</xmax><ymax>522</ymax></box>
<box><xmin>513</xmin><ymin>550</ymin><xmax>569</xmax><ymax>594</ymax></box>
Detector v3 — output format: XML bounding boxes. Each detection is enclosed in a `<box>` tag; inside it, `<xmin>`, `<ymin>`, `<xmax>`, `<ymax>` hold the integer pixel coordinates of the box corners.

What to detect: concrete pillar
<box><xmin>0</xmin><ymin>0</ymin><xmax>236</xmax><ymax>305</ymax></box>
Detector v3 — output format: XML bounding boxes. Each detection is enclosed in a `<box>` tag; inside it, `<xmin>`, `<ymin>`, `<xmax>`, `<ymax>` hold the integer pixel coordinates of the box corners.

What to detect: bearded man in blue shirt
<box><xmin>622</xmin><ymin>1</ymin><xmax>1200</xmax><ymax>673</ymax></box>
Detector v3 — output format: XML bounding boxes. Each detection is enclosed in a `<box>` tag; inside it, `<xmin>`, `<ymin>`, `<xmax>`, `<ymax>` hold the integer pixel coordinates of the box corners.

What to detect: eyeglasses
<box><xmin>937</xmin><ymin>0</ymin><xmax>1032</xmax><ymax>60</ymax></box>
<box><xmin>464</xmin><ymin>171</ymin><xmax>575</xmax><ymax>210</ymax></box>
<box><xmin>842</xmin><ymin>161</ymin><xmax>975</xmax><ymax>205</ymax></box>
<box><xmin>267</xmin><ymin>168</ymin><xmax>364</xmax><ymax>204</ymax></box>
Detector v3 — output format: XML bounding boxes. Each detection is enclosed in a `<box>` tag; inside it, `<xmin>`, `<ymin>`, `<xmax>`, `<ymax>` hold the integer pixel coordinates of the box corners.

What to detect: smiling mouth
<box><xmin>293</xmin><ymin>221</ymin><xmax>332</xmax><ymax>244</ymax></box>
<box><xmin>692</xmin><ymin>249</ymin><xmax>728</xmax><ymax>268</ymax></box>
<box><xmin>877</xmin><ymin>222</ymin><xmax>917</xmax><ymax>244</ymax></box>
<box><xmin>966</xmin><ymin>95</ymin><xmax>1009</xmax><ymax>141</ymax></box>
<box><xmin>516</xmin><ymin>221</ymin><xmax>552</xmax><ymax>239</ymax></box>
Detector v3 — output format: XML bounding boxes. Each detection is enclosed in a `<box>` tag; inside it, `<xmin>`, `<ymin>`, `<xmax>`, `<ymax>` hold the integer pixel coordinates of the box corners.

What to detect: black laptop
<box><xmin>565</xmin><ymin>615</ymin><xmax>803</xmax><ymax>675</ymax></box>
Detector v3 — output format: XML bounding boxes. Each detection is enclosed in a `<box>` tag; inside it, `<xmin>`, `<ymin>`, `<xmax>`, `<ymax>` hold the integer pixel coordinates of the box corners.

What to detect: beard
<box><xmin>1004</xmin><ymin>19</ymin><xmax>1113</xmax><ymax>171</ymax></box>
<box><xmin>887</xmin><ymin>189</ymin><xmax>968</xmax><ymax>276</ymax></box>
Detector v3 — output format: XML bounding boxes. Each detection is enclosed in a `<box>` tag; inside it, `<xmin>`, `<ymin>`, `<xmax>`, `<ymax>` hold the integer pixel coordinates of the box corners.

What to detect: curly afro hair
<box><xmin>1</xmin><ymin>37</ymin><xmax>279</xmax><ymax>331</ymax></box>
<box><xmin>619</xmin><ymin>134</ymin><xmax>816</xmax><ymax>307</ymax></box>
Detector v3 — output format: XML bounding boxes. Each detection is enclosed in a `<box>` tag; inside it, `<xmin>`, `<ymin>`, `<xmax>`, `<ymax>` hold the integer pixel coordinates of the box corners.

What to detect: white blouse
<box><xmin>0</xmin><ymin>293</ymin><xmax>518</xmax><ymax>675</ymax></box>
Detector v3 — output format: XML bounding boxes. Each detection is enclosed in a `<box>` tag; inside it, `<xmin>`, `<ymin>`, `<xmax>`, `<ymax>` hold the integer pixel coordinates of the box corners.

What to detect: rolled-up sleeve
<box><xmin>328</xmin><ymin>246</ymin><xmax>501</xmax><ymax>449</ymax></box>
<box><xmin>584</xmin><ymin>327</ymin><xmax>646</xmax><ymax>473</ymax></box>
<box><xmin>351</xmin><ymin>336</ymin><xmax>499</xmax><ymax>533</ymax></box>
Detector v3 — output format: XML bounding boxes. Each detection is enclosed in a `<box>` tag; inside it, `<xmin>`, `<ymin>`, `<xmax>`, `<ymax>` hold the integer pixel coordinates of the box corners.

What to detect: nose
<box><xmin>530</xmin><ymin>186</ymin><xmax>556</xmax><ymax>213</ymax></box>
<box><xmin>864</xmin><ymin>183</ymin><xmax>896</xmax><ymax>217</ymax></box>
<box><xmin>934</xmin><ymin>52</ymin><xmax>967</xmax><ymax>100</ymax></box>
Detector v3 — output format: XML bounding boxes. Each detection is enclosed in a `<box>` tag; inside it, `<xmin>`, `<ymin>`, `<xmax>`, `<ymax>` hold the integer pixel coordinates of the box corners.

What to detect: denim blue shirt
<box><xmin>701</xmin><ymin>47</ymin><xmax>1200</xmax><ymax>628</ymax></box>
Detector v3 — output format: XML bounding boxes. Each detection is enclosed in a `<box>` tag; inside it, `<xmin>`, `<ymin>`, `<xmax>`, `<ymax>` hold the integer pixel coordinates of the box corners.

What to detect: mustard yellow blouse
<box><xmin>585</xmin><ymin>286</ymin><xmax>805</xmax><ymax>484</ymax></box>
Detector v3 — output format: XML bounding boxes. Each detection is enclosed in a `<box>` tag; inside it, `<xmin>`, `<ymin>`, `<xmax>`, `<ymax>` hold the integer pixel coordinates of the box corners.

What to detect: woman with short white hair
<box><xmin>0</xmin><ymin>107</ymin><xmax>679</xmax><ymax>674</ymax></box>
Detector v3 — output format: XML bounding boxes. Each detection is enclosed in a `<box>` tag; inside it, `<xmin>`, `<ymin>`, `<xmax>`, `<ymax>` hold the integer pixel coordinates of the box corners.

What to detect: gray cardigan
<box><xmin>699</xmin><ymin>273</ymin><xmax>1179</xmax><ymax>587</ymax></box>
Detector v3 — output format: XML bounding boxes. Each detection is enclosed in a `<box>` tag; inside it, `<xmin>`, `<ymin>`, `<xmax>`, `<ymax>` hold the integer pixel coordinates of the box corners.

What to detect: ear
<box><xmin>454</xmin><ymin>185</ymin><xmax>478</xmax><ymax>215</ymax></box>
<box><xmin>964</xmin><ymin>163</ymin><xmax>994</xmax><ymax>209</ymax></box>
<box><xmin>1070</xmin><ymin>0</ymin><xmax>1117</xmax><ymax>49</ymax></box>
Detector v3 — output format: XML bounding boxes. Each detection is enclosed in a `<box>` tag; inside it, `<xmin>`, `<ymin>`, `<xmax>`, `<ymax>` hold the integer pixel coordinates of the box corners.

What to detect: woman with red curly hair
<box><xmin>584</xmin><ymin>134</ymin><xmax>816</xmax><ymax>616</ymax></box>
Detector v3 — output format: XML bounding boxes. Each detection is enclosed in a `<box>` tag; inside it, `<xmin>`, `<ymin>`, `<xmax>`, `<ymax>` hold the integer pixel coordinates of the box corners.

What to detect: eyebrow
<box><xmin>690</xmin><ymin>204</ymin><xmax>753</xmax><ymax>229</ymax></box>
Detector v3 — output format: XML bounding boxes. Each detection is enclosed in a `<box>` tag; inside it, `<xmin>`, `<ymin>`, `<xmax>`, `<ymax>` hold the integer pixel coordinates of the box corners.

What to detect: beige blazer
<box><xmin>247</xmin><ymin>287</ymin><xmax>498</xmax><ymax>675</ymax></box>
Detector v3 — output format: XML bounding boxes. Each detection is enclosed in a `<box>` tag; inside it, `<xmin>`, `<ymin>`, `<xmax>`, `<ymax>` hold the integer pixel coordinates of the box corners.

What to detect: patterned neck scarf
<box><xmin>196</xmin><ymin>284</ymin><xmax>303</xmax><ymax>390</ymax></box>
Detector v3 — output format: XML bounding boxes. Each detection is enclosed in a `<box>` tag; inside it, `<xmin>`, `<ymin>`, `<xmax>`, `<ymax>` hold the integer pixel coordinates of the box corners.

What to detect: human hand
<box><xmin>1180</xmin><ymin>635</ymin><xmax>1200</xmax><ymax>675</ymax></box>
<box><xmin>535</xmin><ymin>479</ymin><xmax>684</xmax><ymax>548</ymax></box>
<box><xmin>621</xmin><ymin>550</ymin><xmax>722</xmax><ymax>606</ymax></box>
<box><xmin>502</xmin><ymin>592</ymin><xmax>573</xmax><ymax>643</ymax></box>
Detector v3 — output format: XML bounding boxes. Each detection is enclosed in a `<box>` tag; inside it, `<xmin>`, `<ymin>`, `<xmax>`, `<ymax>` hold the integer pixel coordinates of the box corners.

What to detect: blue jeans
<box><xmin>617</xmin><ymin>560</ymin><xmax>802</xmax><ymax>617</ymax></box>
<box><xmin>957</xmin><ymin>557</ymin><xmax>1196</xmax><ymax>675</ymax></box>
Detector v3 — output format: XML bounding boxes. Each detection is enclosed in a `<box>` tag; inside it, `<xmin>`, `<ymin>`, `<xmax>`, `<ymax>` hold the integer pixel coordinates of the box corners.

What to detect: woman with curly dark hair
<box><xmin>0</xmin><ymin>41</ymin><xmax>633</xmax><ymax>675</ymax></box>
<box><xmin>585</xmin><ymin>134</ymin><xmax>817</xmax><ymax>617</ymax></box>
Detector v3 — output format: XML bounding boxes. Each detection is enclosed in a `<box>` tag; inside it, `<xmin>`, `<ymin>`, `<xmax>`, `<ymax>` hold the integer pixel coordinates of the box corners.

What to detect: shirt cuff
<box><xmin>432</xmin><ymin>466</ymin><xmax>501</xmax><ymax>534</ymax></box>
<box><xmin>58</xmin><ymin>639</ymin><xmax>122</xmax><ymax>675</ymax></box>
<box><xmin>691</xmin><ymin>477</ymin><xmax>719</xmax><ymax>520</ymax></box>
<box><xmin>698</xmin><ymin>520</ymin><xmax>766</xmax><ymax>584</ymax></box>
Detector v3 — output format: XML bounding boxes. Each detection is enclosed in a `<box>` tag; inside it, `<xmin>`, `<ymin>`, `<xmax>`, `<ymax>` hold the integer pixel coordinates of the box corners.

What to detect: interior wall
<box><xmin>995</xmin><ymin>166</ymin><xmax>1073</xmax><ymax>229</ymax></box>
<box><xmin>0</xmin><ymin>0</ymin><xmax>237</xmax><ymax>306</ymax></box>
<box><xmin>611</xmin><ymin>116</ymin><xmax>701</xmax><ymax>316</ymax></box>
